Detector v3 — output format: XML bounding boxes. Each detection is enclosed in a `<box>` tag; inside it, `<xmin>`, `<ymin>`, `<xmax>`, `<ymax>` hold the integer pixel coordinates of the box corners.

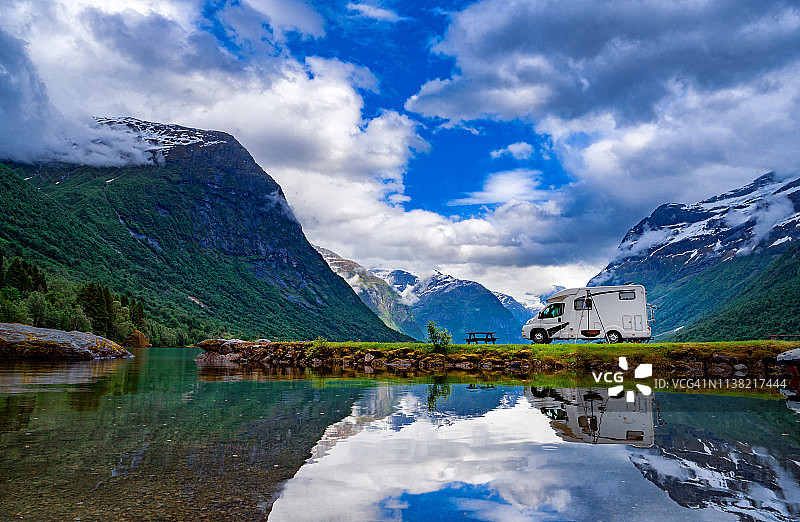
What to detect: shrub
<box><xmin>426</xmin><ymin>321</ymin><xmax>452</xmax><ymax>355</ymax></box>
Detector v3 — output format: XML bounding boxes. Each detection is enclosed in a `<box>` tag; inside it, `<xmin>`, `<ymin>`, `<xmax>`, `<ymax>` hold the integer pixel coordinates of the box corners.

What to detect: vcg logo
<box><xmin>592</xmin><ymin>357</ymin><xmax>653</xmax><ymax>402</ymax></box>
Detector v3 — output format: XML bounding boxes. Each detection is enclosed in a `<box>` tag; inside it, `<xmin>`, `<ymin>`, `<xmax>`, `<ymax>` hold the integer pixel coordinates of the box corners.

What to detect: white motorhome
<box><xmin>522</xmin><ymin>284</ymin><xmax>652</xmax><ymax>343</ymax></box>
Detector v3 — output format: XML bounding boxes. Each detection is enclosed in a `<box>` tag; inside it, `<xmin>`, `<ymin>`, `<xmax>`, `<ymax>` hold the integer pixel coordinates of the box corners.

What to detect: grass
<box><xmin>319</xmin><ymin>339</ymin><xmax>799</xmax><ymax>363</ymax></box>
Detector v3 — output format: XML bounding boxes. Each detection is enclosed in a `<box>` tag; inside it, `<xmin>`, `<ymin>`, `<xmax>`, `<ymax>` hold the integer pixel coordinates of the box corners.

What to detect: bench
<box><xmin>465</xmin><ymin>332</ymin><xmax>497</xmax><ymax>344</ymax></box>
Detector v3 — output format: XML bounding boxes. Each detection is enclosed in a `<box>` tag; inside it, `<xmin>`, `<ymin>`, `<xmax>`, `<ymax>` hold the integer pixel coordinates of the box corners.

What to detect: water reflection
<box><xmin>525</xmin><ymin>387</ymin><xmax>654</xmax><ymax>447</ymax></box>
<box><xmin>1</xmin><ymin>350</ymin><xmax>799</xmax><ymax>520</ymax></box>
<box><xmin>270</xmin><ymin>385</ymin><xmax>713</xmax><ymax>521</ymax></box>
<box><xmin>0</xmin><ymin>357</ymin><xmax>132</xmax><ymax>394</ymax></box>
<box><xmin>271</xmin><ymin>384</ymin><xmax>800</xmax><ymax>521</ymax></box>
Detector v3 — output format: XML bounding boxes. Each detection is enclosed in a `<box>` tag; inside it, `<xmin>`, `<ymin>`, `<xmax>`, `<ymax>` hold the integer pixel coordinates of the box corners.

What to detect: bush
<box><xmin>426</xmin><ymin>321</ymin><xmax>452</xmax><ymax>355</ymax></box>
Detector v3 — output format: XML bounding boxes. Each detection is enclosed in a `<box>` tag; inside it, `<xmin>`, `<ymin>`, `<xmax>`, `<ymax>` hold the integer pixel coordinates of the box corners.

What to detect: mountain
<box><xmin>374</xmin><ymin>269</ymin><xmax>526</xmax><ymax>344</ymax></box>
<box><xmin>589</xmin><ymin>172</ymin><xmax>800</xmax><ymax>338</ymax></box>
<box><xmin>491</xmin><ymin>291</ymin><xmax>538</xmax><ymax>325</ymax></box>
<box><xmin>313</xmin><ymin>247</ymin><xmax>423</xmax><ymax>340</ymax></box>
<box><xmin>0</xmin><ymin>117</ymin><xmax>410</xmax><ymax>343</ymax></box>
<box><xmin>671</xmin><ymin>241</ymin><xmax>800</xmax><ymax>340</ymax></box>
<box><xmin>317</xmin><ymin>253</ymin><xmax>532</xmax><ymax>343</ymax></box>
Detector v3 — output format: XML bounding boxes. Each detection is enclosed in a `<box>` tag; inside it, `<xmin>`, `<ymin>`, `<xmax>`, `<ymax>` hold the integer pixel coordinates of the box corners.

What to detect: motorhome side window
<box><xmin>574</xmin><ymin>298</ymin><xmax>593</xmax><ymax>310</ymax></box>
<box><xmin>540</xmin><ymin>303</ymin><xmax>564</xmax><ymax>318</ymax></box>
<box><xmin>619</xmin><ymin>290</ymin><xmax>636</xmax><ymax>300</ymax></box>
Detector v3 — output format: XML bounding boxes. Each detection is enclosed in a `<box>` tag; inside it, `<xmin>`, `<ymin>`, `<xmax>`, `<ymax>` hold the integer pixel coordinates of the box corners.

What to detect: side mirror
<box><xmin>537</xmin><ymin>312</ymin><xmax>543</xmax><ymax>319</ymax></box>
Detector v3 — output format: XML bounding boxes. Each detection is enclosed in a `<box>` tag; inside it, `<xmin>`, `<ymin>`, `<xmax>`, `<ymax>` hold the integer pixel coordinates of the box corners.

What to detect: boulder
<box><xmin>0</xmin><ymin>323</ymin><xmax>131</xmax><ymax>360</ymax></box>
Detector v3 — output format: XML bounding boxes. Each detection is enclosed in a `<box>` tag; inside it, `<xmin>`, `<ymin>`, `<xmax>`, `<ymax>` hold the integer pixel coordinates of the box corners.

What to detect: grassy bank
<box><xmin>198</xmin><ymin>339</ymin><xmax>800</xmax><ymax>379</ymax></box>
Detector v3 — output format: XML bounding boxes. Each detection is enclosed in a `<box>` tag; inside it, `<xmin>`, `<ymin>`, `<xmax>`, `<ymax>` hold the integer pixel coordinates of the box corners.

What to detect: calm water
<box><xmin>1</xmin><ymin>348</ymin><xmax>799</xmax><ymax>521</ymax></box>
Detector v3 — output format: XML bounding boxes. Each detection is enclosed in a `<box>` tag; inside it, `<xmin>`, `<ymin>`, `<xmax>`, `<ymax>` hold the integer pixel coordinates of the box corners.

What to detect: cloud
<box><xmin>346</xmin><ymin>3</ymin><xmax>405</xmax><ymax>23</ymax></box>
<box><xmin>407</xmin><ymin>0</ymin><xmax>800</xmax><ymax>125</ymax></box>
<box><xmin>0</xmin><ymin>27</ymin><xmax>151</xmax><ymax>166</ymax></box>
<box><xmin>450</xmin><ymin>169</ymin><xmax>550</xmax><ymax>205</ymax></box>
<box><xmin>490</xmin><ymin>141</ymin><xmax>534</xmax><ymax>160</ymax></box>
<box><xmin>245</xmin><ymin>0</ymin><xmax>325</xmax><ymax>38</ymax></box>
<box><xmin>399</xmin><ymin>0</ymin><xmax>800</xmax><ymax>283</ymax></box>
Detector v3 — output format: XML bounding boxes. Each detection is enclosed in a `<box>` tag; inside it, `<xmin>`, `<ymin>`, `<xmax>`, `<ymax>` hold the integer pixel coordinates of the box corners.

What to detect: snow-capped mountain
<box><xmin>373</xmin><ymin>269</ymin><xmax>527</xmax><ymax>343</ymax></box>
<box><xmin>319</xmin><ymin>249</ymin><xmax>535</xmax><ymax>342</ymax></box>
<box><xmin>2</xmin><ymin>118</ymin><xmax>410</xmax><ymax>342</ymax></box>
<box><xmin>589</xmin><ymin>172</ymin><xmax>800</xmax><ymax>337</ymax></box>
<box><xmin>592</xmin><ymin>172</ymin><xmax>800</xmax><ymax>286</ymax></box>
<box><xmin>96</xmin><ymin>117</ymin><xmax>229</xmax><ymax>155</ymax></box>
<box><xmin>492</xmin><ymin>291</ymin><xmax>539</xmax><ymax>325</ymax></box>
<box><xmin>314</xmin><ymin>248</ymin><xmax>423</xmax><ymax>339</ymax></box>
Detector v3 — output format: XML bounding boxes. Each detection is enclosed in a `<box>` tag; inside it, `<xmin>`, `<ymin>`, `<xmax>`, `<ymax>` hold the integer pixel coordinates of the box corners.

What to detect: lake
<box><xmin>1</xmin><ymin>347</ymin><xmax>799</xmax><ymax>520</ymax></box>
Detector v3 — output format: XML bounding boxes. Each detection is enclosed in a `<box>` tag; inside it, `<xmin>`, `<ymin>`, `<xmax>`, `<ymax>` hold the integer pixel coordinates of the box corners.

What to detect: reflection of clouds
<box><xmin>269</xmin><ymin>388</ymin><xmax>722</xmax><ymax>521</ymax></box>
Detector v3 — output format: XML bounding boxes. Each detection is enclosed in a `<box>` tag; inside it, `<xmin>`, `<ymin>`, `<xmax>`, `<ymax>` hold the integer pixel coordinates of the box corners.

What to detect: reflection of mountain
<box><xmin>625</xmin><ymin>393</ymin><xmax>800</xmax><ymax>521</ymax></box>
<box><xmin>524</xmin><ymin>387</ymin><xmax>654</xmax><ymax>447</ymax></box>
<box><xmin>629</xmin><ymin>424</ymin><xmax>800</xmax><ymax>520</ymax></box>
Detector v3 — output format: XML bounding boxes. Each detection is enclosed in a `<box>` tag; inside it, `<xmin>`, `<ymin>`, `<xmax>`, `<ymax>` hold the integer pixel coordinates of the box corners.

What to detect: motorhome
<box><xmin>522</xmin><ymin>285</ymin><xmax>652</xmax><ymax>343</ymax></box>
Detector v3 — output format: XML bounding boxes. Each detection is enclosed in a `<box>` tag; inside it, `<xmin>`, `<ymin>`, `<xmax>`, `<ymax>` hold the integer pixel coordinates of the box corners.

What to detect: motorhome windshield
<box><xmin>540</xmin><ymin>303</ymin><xmax>564</xmax><ymax>318</ymax></box>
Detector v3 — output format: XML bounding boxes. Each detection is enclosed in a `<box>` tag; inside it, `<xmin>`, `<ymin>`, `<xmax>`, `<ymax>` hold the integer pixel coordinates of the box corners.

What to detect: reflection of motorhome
<box><xmin>522</xmin><ymin>285</ymin><xmax>652</xmax><ymax>343</ymax></box>
<box><xmin>778</xmin><ymin>348</ymin><xmax>800</xmax><ymax>415</ymax></box>
<box><xmin>524</xmin><ymin>387</ymin><xmax>654</xmax><ymax>447</ymax></box>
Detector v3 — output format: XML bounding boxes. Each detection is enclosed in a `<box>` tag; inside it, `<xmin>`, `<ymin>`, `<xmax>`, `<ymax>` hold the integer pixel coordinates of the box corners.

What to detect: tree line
<box><xmin>0</xmin><ymin>247</ymin><xmax>150</xmax><ymax>344</ymax></box>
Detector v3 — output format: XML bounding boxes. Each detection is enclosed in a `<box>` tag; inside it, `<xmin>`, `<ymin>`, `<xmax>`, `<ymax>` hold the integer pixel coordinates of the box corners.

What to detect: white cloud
<box><xmin>245</xmin><ymin>0</ymin><xmax>325</xmax><ymax>38</ymax></box>
<box><xmin>400</xmin><ymin>0</ymin><xmax>800</xmax><ymax>281</ymax></box>
<box><xmin>490</xmin><ymin>141</ymin><xmax>534</xmax><ymax>160</ymax></box>
<box><xmin>450</xmin><ymin>169</ymin><xmax>549</xmax><ymax>205</ymax></box>
<box><xmin>346</xmin><ymin>2</ymin><xmax>405</xmax><ymax>23</ymax></box>
<box><xmin>0</xmin><ymin>0</ymin><xmax>591</xmax><ymax>293</ymax></box>
<box><xmin>15</xmin><ymin>0</ymin><xmax>800</xmax><ymax>296</ymax></box>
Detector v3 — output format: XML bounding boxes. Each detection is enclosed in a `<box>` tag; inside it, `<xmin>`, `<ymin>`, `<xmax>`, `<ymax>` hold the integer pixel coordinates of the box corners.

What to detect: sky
<box><xmin>2</xmin><ymin>1</ymin><xmax>800</xmax><ymax>302</ymax></box>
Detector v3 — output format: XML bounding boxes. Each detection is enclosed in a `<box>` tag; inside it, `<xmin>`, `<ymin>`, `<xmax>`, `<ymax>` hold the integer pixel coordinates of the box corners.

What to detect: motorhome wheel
<box><xmin>531</xmin><ymin>330</ymin><xmax>549</xmax><ymax>344</ymax></box>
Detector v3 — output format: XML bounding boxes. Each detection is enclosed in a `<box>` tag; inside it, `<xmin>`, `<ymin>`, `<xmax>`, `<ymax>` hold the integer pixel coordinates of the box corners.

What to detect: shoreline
<box><xmin>195</xmin><ymin>339</ymin><xmax>798</xmax><ymax>379</ymax></box>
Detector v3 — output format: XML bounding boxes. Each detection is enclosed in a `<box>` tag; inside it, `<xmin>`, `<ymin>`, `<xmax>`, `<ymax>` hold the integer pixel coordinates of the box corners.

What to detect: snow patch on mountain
<box><xmin>96</xmin><ymin>117</ymin><xmax>228</xmax><ymax>152</ymax></box>
<box><xmin>592</xmin><ymin>172</ymin><xmax>800</xmax><ymax>286</ymax></box>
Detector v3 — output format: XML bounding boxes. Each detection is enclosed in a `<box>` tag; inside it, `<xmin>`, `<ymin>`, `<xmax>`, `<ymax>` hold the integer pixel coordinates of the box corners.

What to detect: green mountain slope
<box><xmin>672</xmin><ymin>242</ymin><xmax>800</xmax><ymax>341</ymax></box>
<box><xmin>1</xmin><ymin>125</ymin><xmax>410</xmax><ymax>343</ymax></box>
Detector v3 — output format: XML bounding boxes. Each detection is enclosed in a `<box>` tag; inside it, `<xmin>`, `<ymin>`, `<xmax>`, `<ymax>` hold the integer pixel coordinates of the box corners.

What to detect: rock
<box><xmin>195</xmin><ymin>351</ymin><xmax>241</xmax><ymax>367</ymax></box>
<box><xmin>708</xmin><ymin>362</ymin><xmax>732</xmax><ymax>378</ymax></box>
<box><xmin>370</xmin><ymin>358</ymin><xmax>387</xmax><ymax>370</ymax></box>
<box><xmin>733</xmin><ymin>363</ymin><xmax>748</xmax><ymax>377</ymax></box>
<box><xmin>364</xmin><ymin>353</ymin><xmax>375</xmax><ymax>363</ymax></box>
<box><xmin>0</xmin><ymin>323</ymin><xmax>131</xmax><ymax>360</ymax></box>
<box><xmin>426</xmin><ymin>359</ymin><xmax>445</xmax><ymax>371</ymax></box>
<box><xmin>387</xmin><ymin>359</ymin><xmax>413</xmax><ymax>370</ymax></box>
<box><xmin>685</xmin><ymin>361</ymin><xmax>704</xmax><ymax>378</ymax></box>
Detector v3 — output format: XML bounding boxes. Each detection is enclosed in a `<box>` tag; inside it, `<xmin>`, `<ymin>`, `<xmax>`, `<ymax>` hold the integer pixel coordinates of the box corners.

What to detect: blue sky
<box><xmin>3</xmin><ymin>1</ymin><xmax>800</xmax><ymax>298</ymax></box>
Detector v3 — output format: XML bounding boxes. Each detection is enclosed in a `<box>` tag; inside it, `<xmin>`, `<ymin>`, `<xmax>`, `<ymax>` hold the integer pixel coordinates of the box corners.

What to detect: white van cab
<box><xmin>522</xmin><ymin>285</ymin><xmax>652</xmax><ymax>344</ymax></box>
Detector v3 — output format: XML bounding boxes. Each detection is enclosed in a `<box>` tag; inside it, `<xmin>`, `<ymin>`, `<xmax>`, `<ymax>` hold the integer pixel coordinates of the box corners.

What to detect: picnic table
<box><xmin>465</xmin><ymin>332</ymin><xmax>497</xmax><ymax>344</ymax></box>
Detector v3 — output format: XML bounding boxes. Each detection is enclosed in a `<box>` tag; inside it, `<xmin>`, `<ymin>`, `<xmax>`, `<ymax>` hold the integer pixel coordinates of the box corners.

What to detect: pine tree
<box><xmin>102</xmin><ymin>285</ymin><xmax>114</xmax><ymax>336</ymax></box>
<box><xmin>5</xmin><ymin>258</ymin><xmax>28</xmax><ymax>292</ymax></box>
<box><xmin>131</xmin><ymin>300</ymin><xmax>145</xmax><ymax>328</ymax></box>
<box><xmin>0</xmin><ymin>247</ymin><xmax>4</xmax><ymax>289</ymax></box>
